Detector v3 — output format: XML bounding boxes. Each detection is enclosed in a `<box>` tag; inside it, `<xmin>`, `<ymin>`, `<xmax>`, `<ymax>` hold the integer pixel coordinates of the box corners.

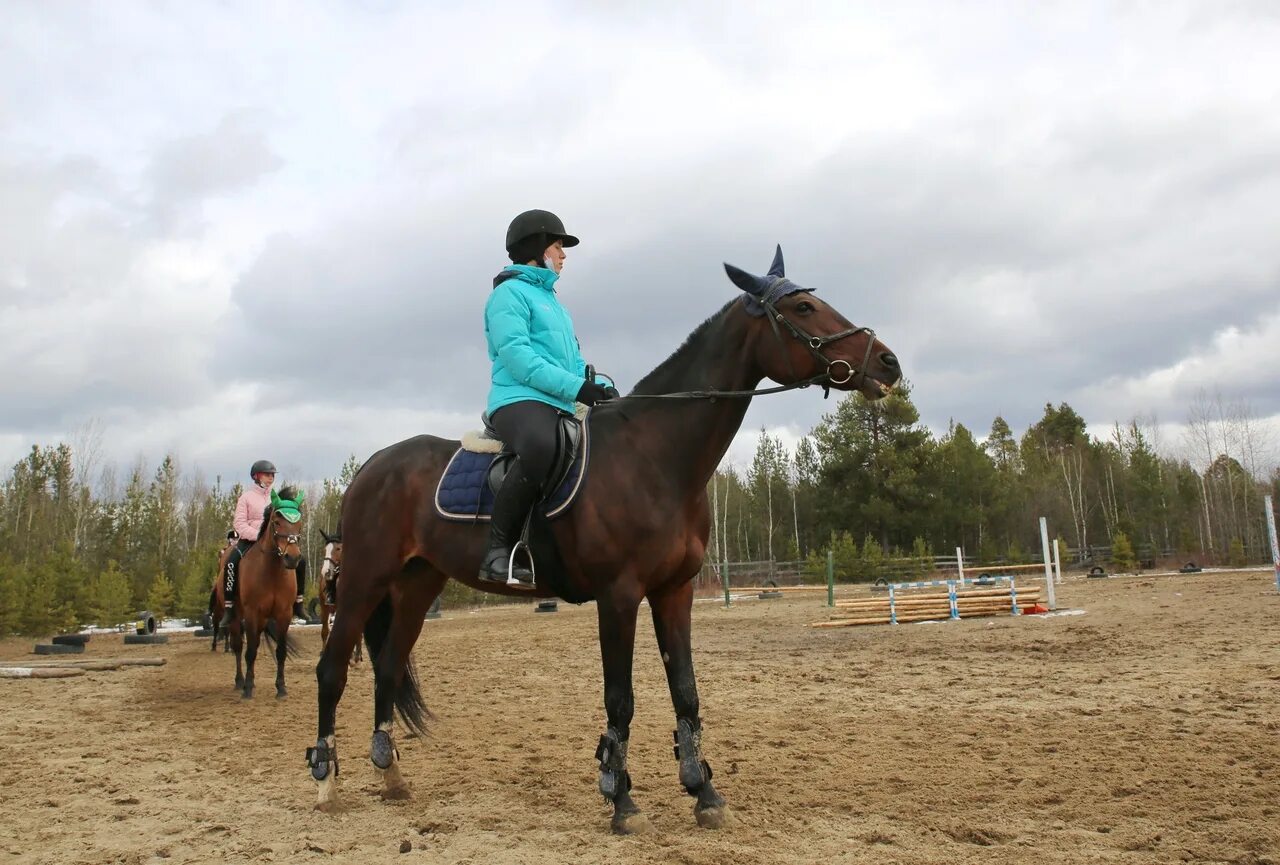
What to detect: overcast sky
<box><xmin>3</xmin><ymin>1</ymin><xmax>1278</xmax><ymax>487</ymax></box>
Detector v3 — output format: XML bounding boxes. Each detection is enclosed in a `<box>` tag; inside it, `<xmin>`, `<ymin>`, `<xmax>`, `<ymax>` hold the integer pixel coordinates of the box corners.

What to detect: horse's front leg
<box><xmin>242</xmin><ymin>618</ymin><xmax>261</xmax><ymax>700</ymax></box>
<box><xmin>274</xmin><ymin>618</ymin><xmax>290</xmax><ymax>699</ymax></box>
<box><xmin>649</xmin><ymin>580</ymin><xmax>729</xmax><ymax>829</ymax></box>
<box><xmin>595</xmin><ymin>590</ymin><xmax>648</xmax><ymax>835</ymax></box>
<box><xmin>231</xmin><ymin>621</ymin><xmax>244</xmax><ymax>689</ymax></box>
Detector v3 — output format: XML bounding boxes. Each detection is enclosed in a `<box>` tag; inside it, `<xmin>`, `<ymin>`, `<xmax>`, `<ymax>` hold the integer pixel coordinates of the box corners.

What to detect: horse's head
<box><xmin>319</xmin><ymin>529</ymin><xmax>342</xmax><ymax>582</ymax></box>
<box><xmin>724</xmin><ymin>246</ymin><xmax>901</xmax><ymax>400</ymax></box>
<box><xmin>268</xmin><ymin>487</ymin><xmax>305</xmax><ymax>570</ymax></box>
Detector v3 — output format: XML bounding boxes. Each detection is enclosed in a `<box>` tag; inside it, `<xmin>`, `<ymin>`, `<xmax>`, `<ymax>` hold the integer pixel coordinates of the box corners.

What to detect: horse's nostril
<box><xmin>880</xmin><ymin>352</ymin><xmax>899</xmax><ymax>369</ymax></box>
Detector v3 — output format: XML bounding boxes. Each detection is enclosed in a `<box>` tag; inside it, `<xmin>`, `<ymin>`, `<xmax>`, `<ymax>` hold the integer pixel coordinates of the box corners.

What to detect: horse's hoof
<box><xmin>611</xmin><ymin>811</ymin><xmax>652</xmax><ymax>835</ymax></box>
<box><xmin>380</xmin><ymin>784</ymin><xmax>412</xmax><ymax>801</ymax></box>
<box><xmin>314</xmin><ymin>796</ymin><xmax>342</xmax><ymax>813</ymax></box>
<box><xmin>276</xmin><ymin>688</ymin><xmax>287</xmax><ymax>700</ymax></box>
<box><xmin>694</xmin><ymin>803</ymin><xmax>731</xmax><ymax>830</ymax></box>
<box><xmin>241</xmin><ymin>688</ymin><xmax>254</xmax><ymax>700</ymax></box>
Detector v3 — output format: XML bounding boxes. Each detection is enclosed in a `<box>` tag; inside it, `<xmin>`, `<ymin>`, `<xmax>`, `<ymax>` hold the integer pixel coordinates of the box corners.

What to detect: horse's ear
<box><xmin>319</xmin><ymin>528</ymin><xmax>332</xmax><ymax>543</ymax></box>
<box><xmin>767</xmin><ymin>244</ymin><xmax>785</xmax><ymax>278</ymax></box>
<box><xmin>724</xmin><ymin>262</ymin><xmax>767</xmax><ymax>296</ymax></box>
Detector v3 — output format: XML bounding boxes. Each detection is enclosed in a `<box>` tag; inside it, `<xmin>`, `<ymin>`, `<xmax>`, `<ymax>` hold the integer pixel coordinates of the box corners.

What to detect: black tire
<box><xmin>124</xmin><ymin>634</ymin><xmax>169</xmax><ymax>645</ymax></box>
<box><xmin>534</xmin><ymin>600</ymin><xmax>558</xmax><ymax>614</ymax></box>
<box><xmin>763</xmin><ymin>579</ymin><xmax>779</xmax><ymax>588</ymax></box>
<box><xmin>307</xmin><ymin>597</ymin><xmax>321</xmax><ymax>622</ymax></box>
<box><xmin>758</xmin><ymin>590</ymin><xmax>783</xmax><ymax>600</ymax></box>
<box><xmin>52</xmin><ymin>634</ymin><xmax>90</xmax><ymax>646</ymax></box>
<box><xmin>1088</xmin><ymin>566</ymin><xmax>1107</xmax><ymax>578</ymax></box>
<box><xmin>193</xmin><ymin>628</ymin><xmax>214</xmax><ymax>638</ymax></box>
<box><xmin>134</xmin><ymin>612</ymin><xmax>156</xmax><ymax>635</ymax></box>
<box><xmin>34</xmin><ymin>643</ymin><xmax>85</xmax><ymax>655</ymax></box>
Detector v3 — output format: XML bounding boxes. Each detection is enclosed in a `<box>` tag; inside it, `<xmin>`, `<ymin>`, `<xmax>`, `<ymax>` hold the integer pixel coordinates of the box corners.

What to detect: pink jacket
<box><xmin>233</xmin><ymin>484</ymin><xmax>271</xmax><ymax>542</ymax></box>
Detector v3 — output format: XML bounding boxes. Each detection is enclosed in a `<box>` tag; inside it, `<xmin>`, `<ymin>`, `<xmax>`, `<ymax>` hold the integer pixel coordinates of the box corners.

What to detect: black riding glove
<box><xmin>603</xmin><ymin>385</ymin><xmax>621</xmax><ymax>399</ymax></box>
<box><xmin>576</xmin><ymin>381</ymin><xmax>614</xmax><ymax>406</ymax></box>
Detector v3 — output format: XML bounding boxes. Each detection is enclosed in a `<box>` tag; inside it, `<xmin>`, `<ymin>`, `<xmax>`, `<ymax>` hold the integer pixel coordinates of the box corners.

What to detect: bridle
<box><xmin>266</xmin><ymin>515</ymin><xmax>302</xmax><ymax>559</ymax></box>
<box><xmin>626</xmin><ymin>290</ymin><xmax>877</xmax><ymax>401</ymax></box>
<box><xmin>322</xmin><ymin>544</ymin><xmax>341</xmax><ymax>579</ymax></box>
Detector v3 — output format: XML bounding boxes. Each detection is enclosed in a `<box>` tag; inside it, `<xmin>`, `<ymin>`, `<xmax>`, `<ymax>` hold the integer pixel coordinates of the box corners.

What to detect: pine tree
<box><xmin>860</xmin><ymin>533</ymin><xmax>884</xmax><ymax>582</ymax></box>
<box><xmin>1228</xmin><ymin>537</ymin><xmax>1247</xmax><ymax>568</ymax></box>
<box><xmin>93</xmin><ymin>561</ymin><xmax>133</xmax><ymax>629</ymax></box>
<box><xmin>146</xmin><ymin>573</ymin><xmax>176</xmax><ymax>619</ymax></box>
<box><xmin>1111</xmin><ymin>531</ymin><xmax>1138</xmax><ymax>572</ymax></box>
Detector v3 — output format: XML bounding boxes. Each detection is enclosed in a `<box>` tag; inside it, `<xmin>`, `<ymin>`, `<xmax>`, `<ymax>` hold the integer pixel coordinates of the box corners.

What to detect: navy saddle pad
<box><xmin>434</xmin><ymin>422</ymin><xmax>590</xmax><ymax>522</ymax></box>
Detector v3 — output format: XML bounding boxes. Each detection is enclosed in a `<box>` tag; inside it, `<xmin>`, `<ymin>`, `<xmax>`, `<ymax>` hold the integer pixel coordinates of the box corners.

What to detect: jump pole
<box><xmin>1039</xmin><ymin>517</ymin><xmax>1058</xmax><ymax>610</ymax></box>
<box><xmin>1265</xmin><ymin>495</ymin><xmax>1279</xmax><ymax>593</ymax></box>
<box><xmin>826</xmin><ymin>550</ymin><xmax>834</xmax><ymax>608</ymax></box>
<box><xmin>956</xmin><ymin>546</ymin><xmax>965</xmax><ymax>582</ymax></box>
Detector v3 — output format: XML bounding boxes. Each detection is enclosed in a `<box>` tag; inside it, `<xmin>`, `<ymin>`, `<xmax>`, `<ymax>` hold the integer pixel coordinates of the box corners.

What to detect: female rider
<box><xmin>480</xmin><ymin>209</ymin><xmax>617</xmax><ymax>582</ymax></box>
<box><xmin>219</xmin><ymin>460</ymin><xmax>308</xmax><ymax>624</ymax></box>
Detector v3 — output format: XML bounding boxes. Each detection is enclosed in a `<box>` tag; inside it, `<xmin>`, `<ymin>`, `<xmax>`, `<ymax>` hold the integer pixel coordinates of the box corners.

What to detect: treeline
<box><xmin>709</xmin><ymin>385</ymin><xmax>1279</xmax><ymax>579</ymax></box>
<box><xmin>1</xmin><ymin>387</ymin><xmax>1276</xmax><ymax>635</ymax></box>
<box><xmin>0</xmin><ymin>434</ymin><xmax>358</xmax><ymax>636</ymax></box>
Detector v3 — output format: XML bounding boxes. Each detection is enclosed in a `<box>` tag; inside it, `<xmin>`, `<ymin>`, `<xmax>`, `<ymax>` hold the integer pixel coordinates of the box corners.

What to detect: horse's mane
<box><xmin>631</xmin><ymin>299</ymin><xmax>738</xmax><ymax>394</ymax></box>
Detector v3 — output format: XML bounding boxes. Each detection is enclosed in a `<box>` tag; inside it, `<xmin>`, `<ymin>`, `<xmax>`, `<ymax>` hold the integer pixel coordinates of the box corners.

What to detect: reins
<box><xmin>622</xmin><ymin>293</ymin><xmax>876</xmax><ymax>401</ymax></box>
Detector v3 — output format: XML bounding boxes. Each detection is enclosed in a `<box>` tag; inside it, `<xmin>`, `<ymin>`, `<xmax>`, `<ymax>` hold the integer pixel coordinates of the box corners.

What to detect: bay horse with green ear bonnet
<box><xmin>309</xmin><ymin>245</ymin><xmax>901</xmax><ymax>833</ymax></box>
<box><xmin>232</xmin><ymin>487</ymin><xmax>305</xmax><ymax>699</ymax></box>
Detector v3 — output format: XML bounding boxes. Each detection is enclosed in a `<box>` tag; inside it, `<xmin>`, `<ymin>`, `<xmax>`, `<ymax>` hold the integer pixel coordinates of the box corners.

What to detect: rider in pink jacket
<box><xmin>219</xmin><ymin>459</ymin><xmax>308</xmax><ymax>627</ymax></box>
<box><xmin>233</xmin><ymin>482</ymin><xmax>271</xmax><ymax>541</ymax></box>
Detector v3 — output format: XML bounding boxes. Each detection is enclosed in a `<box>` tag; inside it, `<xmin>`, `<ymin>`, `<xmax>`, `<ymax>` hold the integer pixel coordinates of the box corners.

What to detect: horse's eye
<box><xmin>796</xmin><ymin>301</ymin><xmax>815</xmax><ymax>314</ymax></box>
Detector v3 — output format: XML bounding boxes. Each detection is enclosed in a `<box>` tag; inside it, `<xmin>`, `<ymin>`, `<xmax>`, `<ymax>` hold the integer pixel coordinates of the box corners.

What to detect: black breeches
<box><xmin>489</xmin><ymin>400</ymin><xmax>563</xmax><ymax>488</ymax></box>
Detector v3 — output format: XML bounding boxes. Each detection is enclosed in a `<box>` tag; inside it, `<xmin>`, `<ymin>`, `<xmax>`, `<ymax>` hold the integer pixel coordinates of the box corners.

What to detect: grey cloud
<box><xmin>147</xmin><ymin>111</ymin><xmax>282</xmax><ymax>231</ymax></box>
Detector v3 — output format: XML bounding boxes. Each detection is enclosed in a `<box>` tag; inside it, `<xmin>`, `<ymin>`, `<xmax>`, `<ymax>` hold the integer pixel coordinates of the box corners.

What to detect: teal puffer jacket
<box><xmin>485</xmin><ymin>264</ymin><xmax>588</xmax><ymax>415</ymax></box>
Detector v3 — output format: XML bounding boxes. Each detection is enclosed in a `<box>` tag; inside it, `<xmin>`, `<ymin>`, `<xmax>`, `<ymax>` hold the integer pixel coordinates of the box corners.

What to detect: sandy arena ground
<box><xmin>2</xmin><ymin>570</ymin><xmax>1278</xmax><ymax>865</ymax></box>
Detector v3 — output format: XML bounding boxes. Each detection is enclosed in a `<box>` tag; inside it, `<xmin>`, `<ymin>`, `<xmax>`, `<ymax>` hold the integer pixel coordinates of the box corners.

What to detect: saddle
<box><xmin>434</xmin><ymin>410</ymin><xmax>590</xmax><ymax>522</ymax></box>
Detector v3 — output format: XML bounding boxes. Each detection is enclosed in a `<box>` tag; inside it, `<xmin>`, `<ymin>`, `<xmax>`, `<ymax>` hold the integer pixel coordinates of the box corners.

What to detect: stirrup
<box><xmin>507</xmin><ymin>542</ymin><xmax>535</xmax><ymax>586</ymax></box>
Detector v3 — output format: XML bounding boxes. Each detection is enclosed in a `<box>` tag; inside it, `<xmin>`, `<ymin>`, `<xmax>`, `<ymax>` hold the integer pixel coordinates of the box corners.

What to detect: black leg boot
<box><xmin>479</xmin><ymin>458</ymin><xmax>540</xmax><ymax>584</ymax></box>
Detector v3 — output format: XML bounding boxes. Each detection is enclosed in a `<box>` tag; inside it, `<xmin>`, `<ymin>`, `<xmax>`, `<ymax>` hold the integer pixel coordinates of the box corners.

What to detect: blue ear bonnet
<box><xmin>742</xmin><ymin>278</ymin><xmax>814</xmax><ymax>318</ymax></box>
<box><xmin>724</xmin><ymin>244</ymin><xmax>817</xmax><ymax>317</ymax></box>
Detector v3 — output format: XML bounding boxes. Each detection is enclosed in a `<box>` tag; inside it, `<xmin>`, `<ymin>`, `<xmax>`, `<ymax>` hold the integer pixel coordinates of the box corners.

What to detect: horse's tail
<box><xmin>263</xmin><ymin>619</ymin><xmax>302</xmax><ymax>659</ymax></box>
<box><xmin>364</xmin><ymin>594</ymin><xmax>431</xmax><ymax>737</ymax></box>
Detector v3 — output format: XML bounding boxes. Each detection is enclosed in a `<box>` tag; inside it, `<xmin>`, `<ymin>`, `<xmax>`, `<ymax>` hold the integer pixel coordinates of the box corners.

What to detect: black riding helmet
<box><xmin>506</xmin><ymin>209</ymin><xmax>579</xmax><ymax>264</ymax></box>
<box><xmin>250</xmin><ymin>459</ymin><xmax>276</xmax><ymax>477</ymax></box>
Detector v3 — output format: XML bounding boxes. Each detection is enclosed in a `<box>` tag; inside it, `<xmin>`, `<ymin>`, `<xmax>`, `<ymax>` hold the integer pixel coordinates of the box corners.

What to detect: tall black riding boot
<box><xmin>219</xmin><ymin>554</ymin><xmax>239</xmax><ymax>629</ymax></box>
<box><xmin>479</xmin><ymin>458</ymin><xmax>540</xmax><ymax>584</ymax></box>
<box><xmin>293</xmin><ymin>558</ymin><xmax>307</xmax><ymax>621</ymax></box>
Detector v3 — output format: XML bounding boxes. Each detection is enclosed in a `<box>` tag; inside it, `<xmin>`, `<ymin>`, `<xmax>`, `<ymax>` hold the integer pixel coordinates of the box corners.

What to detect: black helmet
<box><xmin>250</xmin><ymin>459</ymin><xmax>276</xmax><ymax>477</ymax></box>
<box><xmin>505</xmin><ymin>209</ymin><xmax>579</xmax><ymax>252</ymax></box>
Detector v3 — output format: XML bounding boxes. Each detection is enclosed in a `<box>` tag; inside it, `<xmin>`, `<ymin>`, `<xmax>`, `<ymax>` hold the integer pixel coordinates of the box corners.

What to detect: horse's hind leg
<box><xmin>595</xmin><ymin>586</ymin><xmax>649</xmax><ymax>835</ymax></box>
<box><xmin>370</xmin><ymin>563</ymin><xmax>441</xmax><ymax>801</ymax></box>
<box><xmin>648</xmin><ymin>580</ymin><xmax>729</xmax><ymax>829</ymax></box>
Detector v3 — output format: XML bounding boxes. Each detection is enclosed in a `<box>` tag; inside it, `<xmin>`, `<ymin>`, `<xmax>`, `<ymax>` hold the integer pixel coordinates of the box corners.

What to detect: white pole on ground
<box><xmin>1052</xmin><ymin>535</ymin><xmax>1063</xmax><ymax>585</ymax></box>
<box><xmin>1039</xmin><ymin>517</ymin><xmax>1058</xmax><ymax>611</ymax></box>
<box><xmin>956</xmin><ymin>546</ymin><xmax>965</xmax><ymax>582</ymax></box>
<box><xmin>1264</xmin><ymin>495</ymin><xmax>1279</xmax><ymax>593</ymax></box>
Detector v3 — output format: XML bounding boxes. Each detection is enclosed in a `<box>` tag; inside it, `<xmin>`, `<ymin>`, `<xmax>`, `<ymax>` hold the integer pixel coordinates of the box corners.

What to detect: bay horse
<box><xmin>233</xmin><ymin>488</ymin><xmax>305</xmax><ymax>699</ymax></box>
<box><xmin>318</xmin><ymin>528</ymin><xmax>361</xmax><ymax>664</ymax></box>
<box><xmin>308</xmin><ymin>247</ymin><xmax>902</xmax><ymax>832</ymax></box>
